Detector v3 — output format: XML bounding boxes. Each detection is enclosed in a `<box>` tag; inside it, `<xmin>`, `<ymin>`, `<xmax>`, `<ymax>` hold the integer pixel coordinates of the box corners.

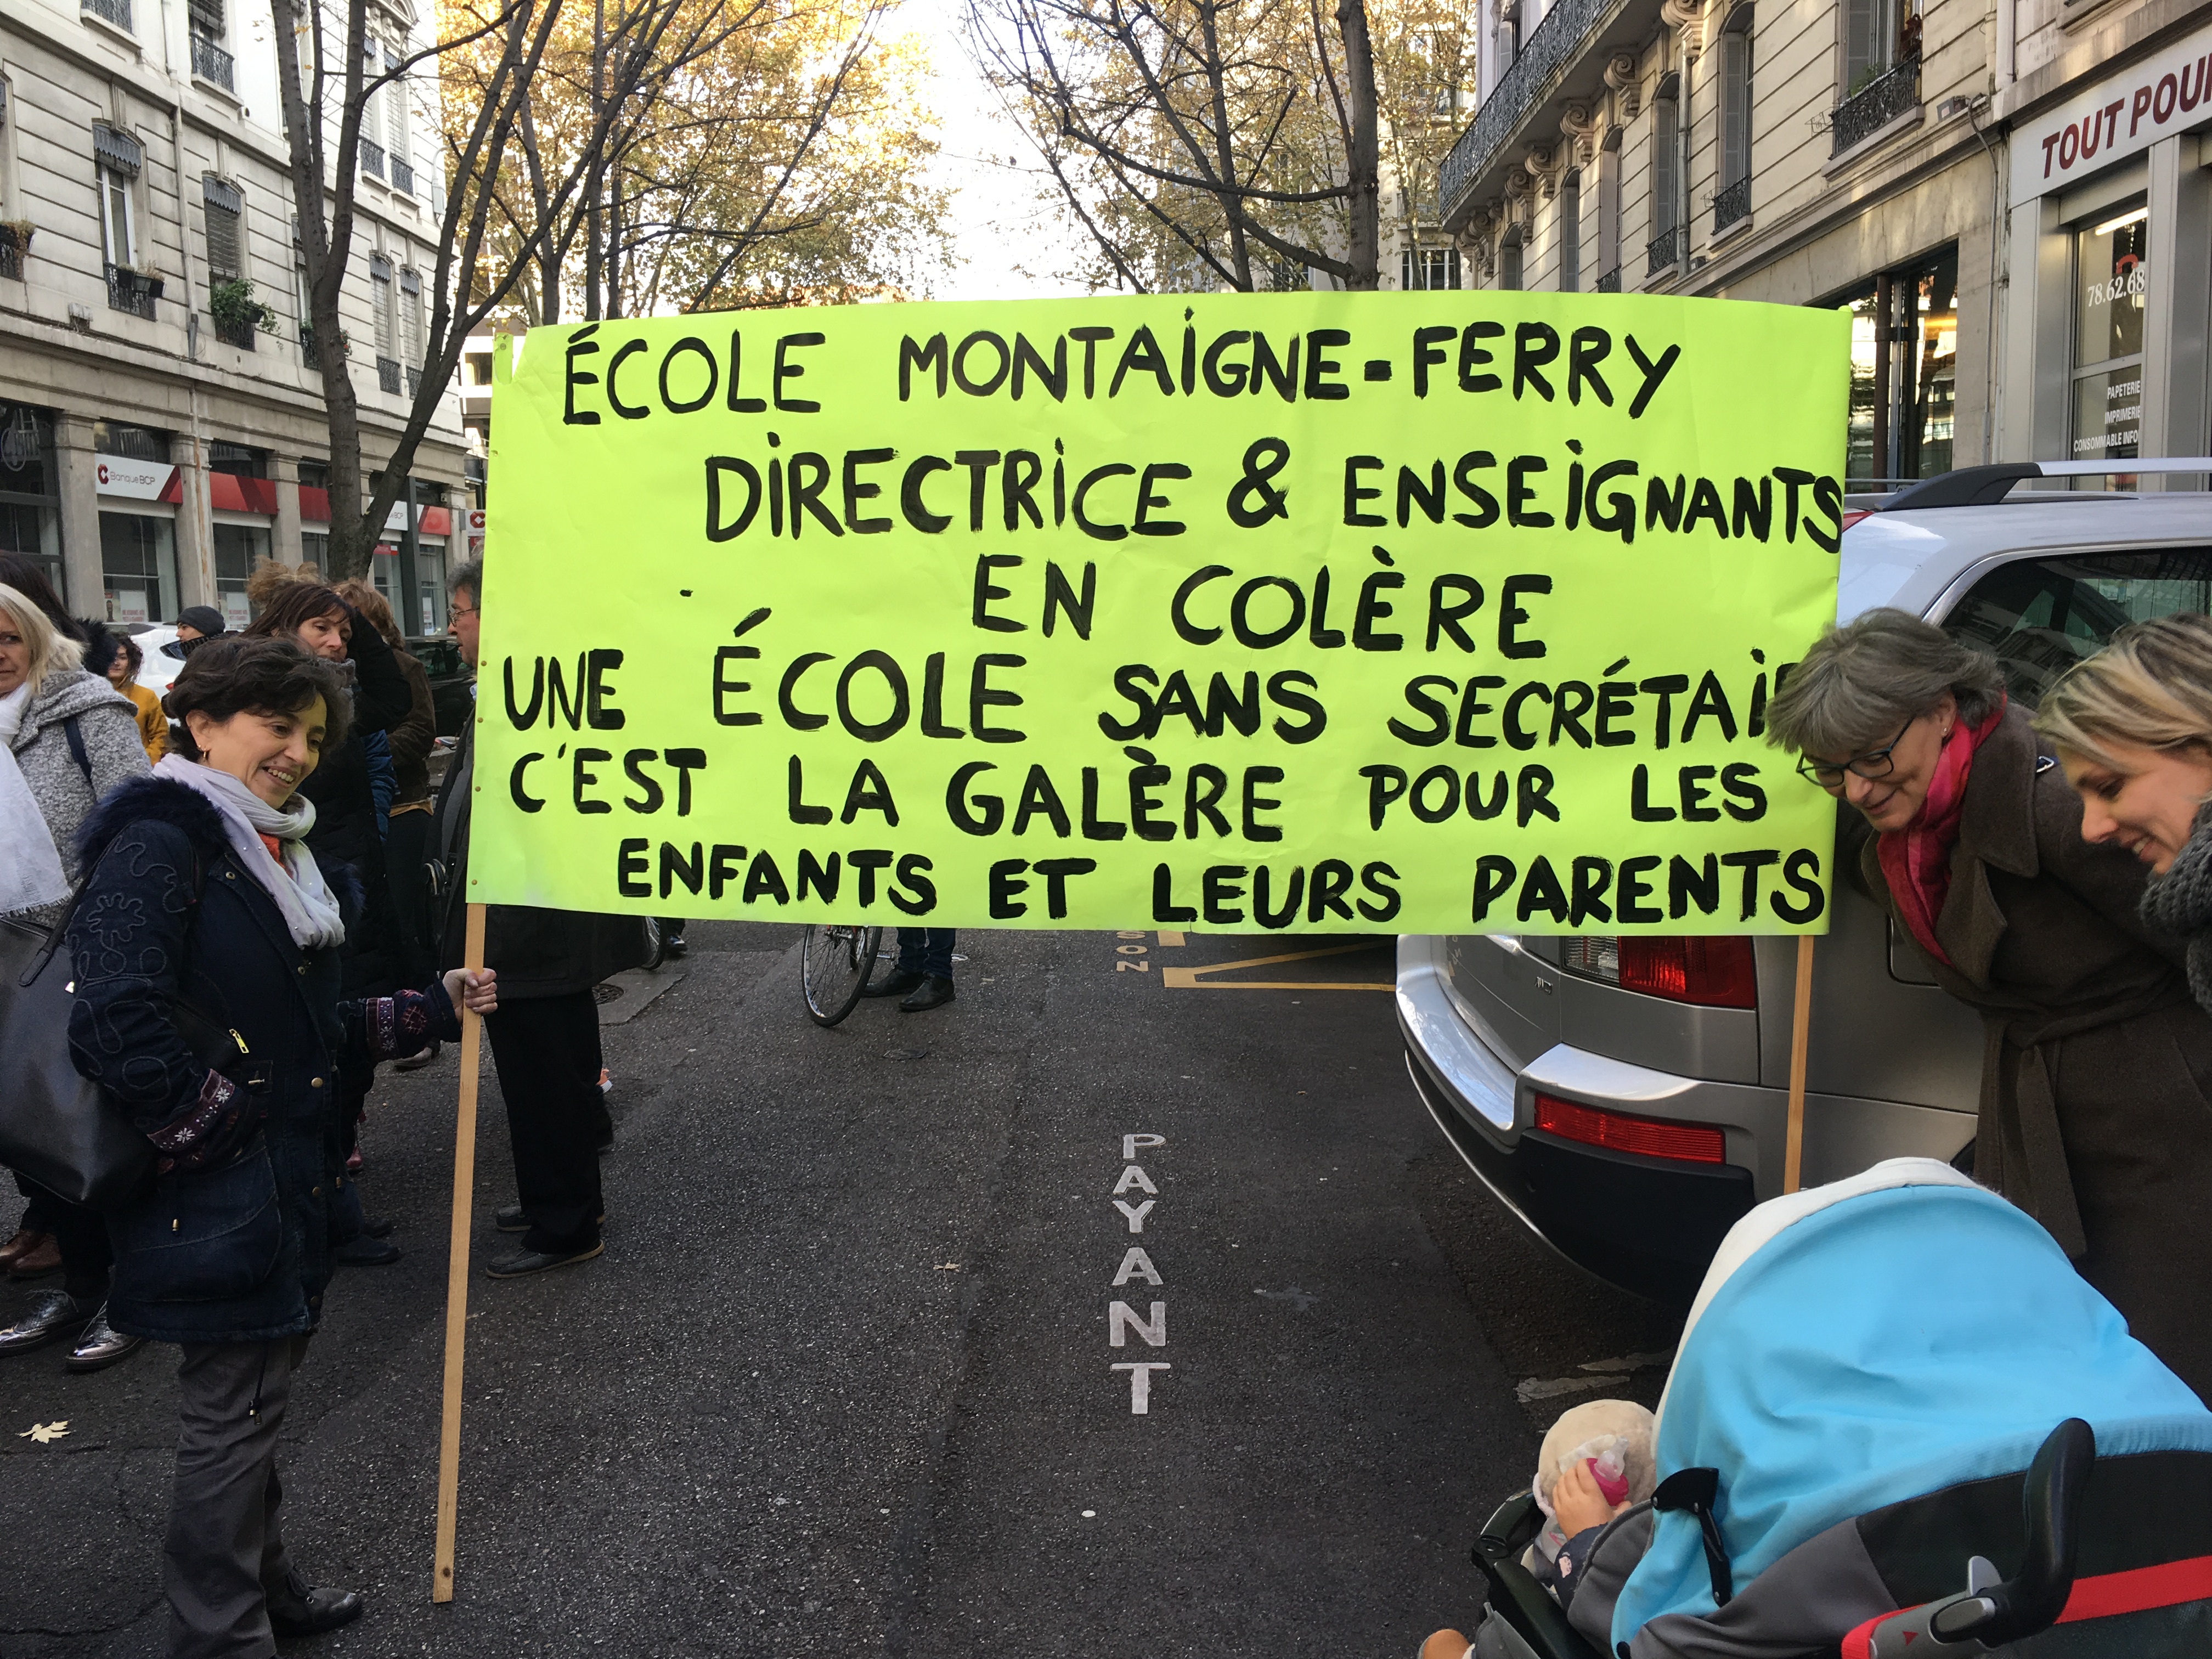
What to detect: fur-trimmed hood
<box><xmin>74</xmin><ymin>772</ymin><xmax>364</xmax><ymax>917</ymax></box>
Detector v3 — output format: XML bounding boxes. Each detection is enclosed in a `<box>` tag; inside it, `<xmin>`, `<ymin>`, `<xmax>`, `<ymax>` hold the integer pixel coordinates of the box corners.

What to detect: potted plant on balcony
<box><xmin>0</xmin><ymin>221</ymin><xmax>33</xmax><ymax>259</ymax></box>
<box><xmin>210</xmin><ymin>276</ymin><xmax>279</xmax><ymax>340</ymax></box>
<box><xmin>126</xmin><ymin>261</ymin><xmax>166</xmax><ymax>301</ymax></box>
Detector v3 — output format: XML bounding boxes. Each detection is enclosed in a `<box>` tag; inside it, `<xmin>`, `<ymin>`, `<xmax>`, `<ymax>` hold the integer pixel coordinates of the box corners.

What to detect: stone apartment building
<box><xmin>0</xmin><ymin>0</ymin><xmax>471</xmax><ymax>636</ymax></box>
<box><xmin>1437</xmin><ymin>0</ymin><xmax>2212</xmax><ymax>485</ymax></box>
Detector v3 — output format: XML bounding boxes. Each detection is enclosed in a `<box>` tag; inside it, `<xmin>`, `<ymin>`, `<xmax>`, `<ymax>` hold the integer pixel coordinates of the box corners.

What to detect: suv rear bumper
<box><xmin>1398</xmin><ymin>935</ymin><xmax>1757</xmax><ymax>1303</ymax></box>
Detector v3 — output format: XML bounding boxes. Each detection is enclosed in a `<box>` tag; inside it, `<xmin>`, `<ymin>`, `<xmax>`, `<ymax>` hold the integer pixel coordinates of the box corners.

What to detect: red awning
<box><xmin>298</xmin><ymin>484</ymin><xmax>331</xmax><ymax>523</ymax></box>
<box><xmin>419</xmin><ymin>505</ymin><xmax>451</xmax><ymax>535</ymax></box>
<box><xmin>210</xmin><ymin>473</ymin><xmax>280</xmax><ymax>515</ymax></box>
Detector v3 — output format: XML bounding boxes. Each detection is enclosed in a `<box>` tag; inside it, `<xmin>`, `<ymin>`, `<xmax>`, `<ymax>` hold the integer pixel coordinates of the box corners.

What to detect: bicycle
<box><xmin>799</xmin><ymin>923</ymin><xmax>883</xmax><ymax>1026</ymax></box>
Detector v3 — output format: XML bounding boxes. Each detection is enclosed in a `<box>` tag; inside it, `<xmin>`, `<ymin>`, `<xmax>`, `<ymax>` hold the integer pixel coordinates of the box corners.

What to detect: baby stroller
<box><xmin>1469</xmin><ymin>1159</ymin><xmax>2212</xmax><ymax>1658</ymax></box>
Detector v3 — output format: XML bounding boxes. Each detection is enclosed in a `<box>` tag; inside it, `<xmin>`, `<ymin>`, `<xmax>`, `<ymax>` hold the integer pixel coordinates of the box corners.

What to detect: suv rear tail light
<box><xmin>1532</xmin><ymin>1093</ymin><xmax>1727</xmax><ymax>1164</ymax></box>
<box><xmin>1839</xmin><ymin>508</ymin><xmax>1875</xmax><ymax>534</ymax></box>
<box><xmin>1558</xmin><ymin>936</ymin><xmax>1758</xmax><ymax>1008</ymax></box>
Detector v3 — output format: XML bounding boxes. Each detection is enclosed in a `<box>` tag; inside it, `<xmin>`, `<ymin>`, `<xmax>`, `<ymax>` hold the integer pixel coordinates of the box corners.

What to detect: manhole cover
<box><xmin>592</xmin><ymin>983</ymin><xmax>624</xmax><ymax>1005</ymax></box>
<box><xmin>885</xmin><ymin>1047</ymin><xmax>928</xmax><ymax>1061</ymax></box>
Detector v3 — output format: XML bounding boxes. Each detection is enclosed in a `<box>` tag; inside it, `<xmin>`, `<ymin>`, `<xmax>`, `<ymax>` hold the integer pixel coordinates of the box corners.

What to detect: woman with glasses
<box><xmin>1767</xmin><ymin>607</ymin><xmax>2212</xmax><ymax>1401</ymax></box>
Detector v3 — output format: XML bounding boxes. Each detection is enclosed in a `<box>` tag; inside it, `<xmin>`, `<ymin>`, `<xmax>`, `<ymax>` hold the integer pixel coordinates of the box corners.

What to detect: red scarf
<box><xmin>1877</xmin><ymin>699</ymin><xmax>2007</xmax><ymax>967</ymax></box>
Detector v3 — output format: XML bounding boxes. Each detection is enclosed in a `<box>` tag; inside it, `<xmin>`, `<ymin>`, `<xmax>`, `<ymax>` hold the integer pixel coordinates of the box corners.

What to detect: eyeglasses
<box><xmin>1796</xmin><ymin>716</ymin><xmax>1917</xmax><ymax>790</ymax></box>
<box><xmin>449</xmin><ymin>605</ymin><xmax>478</xmax><ymax>620</ymax></box>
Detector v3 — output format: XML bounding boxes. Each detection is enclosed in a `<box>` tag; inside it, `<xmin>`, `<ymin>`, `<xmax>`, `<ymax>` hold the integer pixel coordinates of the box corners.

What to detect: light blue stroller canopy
<box><xmin>1613</xmin><ymin>1159</ymin><xmax>2212</xmax><ymax>1649</ymax></box>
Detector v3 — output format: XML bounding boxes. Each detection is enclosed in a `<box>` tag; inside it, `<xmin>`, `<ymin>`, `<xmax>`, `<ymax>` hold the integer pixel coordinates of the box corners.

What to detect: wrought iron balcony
<box><xmin>407</xmin><ymin>366</ymin><xmax>422</xmax><ymax>398</ymax></box>
<box><xmin>390</xmin><ymin>158</ymin><xmax>416</xmax><ymax>195</ymax></box>
<box><xmin>106</xmin><ymin>263</ymin><xmax>160</xmax><ymax>319</ymax></box>
<box><xmin>301</xmin><ymin>323</ymin><xmax>318</xmax><ymax>364</ymax></box>
<box><xmin>213</xmin><ymin>311</ymin><xmax>257</xmax><ymax>350</ymax></box>
<box><xmin>377</xmin><ymin>356</ymin><xmax>402</xmax><ymax>394</ymax></box>
<box><xmin>1645</xmin><ymin>223</ymin><xmax>1685</xmax><ymax>278</ymax></box>
<box><xmin>81</xmin><ymin>0</ymin><xmax>133</xmax><ymax>30</ymax></box>
<box><xmin>0</xmin><ymin>242</ymin><xmax>21</xmax><ymax>283</ymax></box>
<box><xmin>361</xmin><ymin>138</ymin><xmax>386</xmax><ymax>179</ymax></box>
<box><xmin>190</xmin><ymin>32</ymin><xmax>234</xmax><ymax>89</ymax></box>
<box><xmin>1831</xmin><ymin>53</ymin><xmax>1921</xmax><ymax>157</ymax></box>
<box><xmin>1438</xmin><ymin>0</ymin><xmax>1619</xmax><ymax>223</ymax></box>
<box><xmin>1714</xmin><ymin>174</ymin><xmax>1750</xmax><ymax>233</ymax></box>
<box><xmin>1595</xmin><ymin>265</ymin><xmax>1621</xmax><ymax>293</ymax></box>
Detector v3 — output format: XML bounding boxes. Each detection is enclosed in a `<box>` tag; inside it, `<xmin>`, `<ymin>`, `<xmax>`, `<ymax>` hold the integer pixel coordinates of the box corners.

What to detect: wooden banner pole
<box><xmin>1782</xmin><ymin>934</ymin><xmax>1816</xmax><ymax>1195</ymax></box>
<box><xmin>432</xmin><ymin>901</ymin><xmax>488</xmax><ymax>1603</ymax></box>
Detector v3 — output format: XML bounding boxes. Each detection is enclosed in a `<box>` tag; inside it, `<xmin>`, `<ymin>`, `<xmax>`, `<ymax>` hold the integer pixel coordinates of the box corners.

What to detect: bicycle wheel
<box><xmin>801</xmin><ymin>924</ymin><xmax>883</xmax><ymax>1026</ymax></box>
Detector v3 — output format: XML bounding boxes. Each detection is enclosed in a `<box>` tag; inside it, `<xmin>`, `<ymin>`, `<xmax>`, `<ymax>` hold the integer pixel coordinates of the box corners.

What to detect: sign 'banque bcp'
<box><xmin>470</xmin><ymin>292</ymin><xmax>1849</xmax><ymax>934</ymax></box>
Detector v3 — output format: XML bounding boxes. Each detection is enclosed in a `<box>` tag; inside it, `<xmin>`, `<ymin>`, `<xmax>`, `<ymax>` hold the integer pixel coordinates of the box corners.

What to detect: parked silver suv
<box><xmin>1398</xmin><ymin>462</ymin><xmax>2212</xmax><ymax>1301</ymax></box>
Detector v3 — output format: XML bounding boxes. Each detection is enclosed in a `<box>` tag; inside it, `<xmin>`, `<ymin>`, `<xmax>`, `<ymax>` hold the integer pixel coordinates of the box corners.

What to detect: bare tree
<box><xmin>270</xmin><ymin>0</ymin><xmax>735</xmax><ymax>579</ymax></box>
<box><xmin>968</xmin><ymin>0</ymin><xmax>1382</xmax><ymax>293</ymax></box>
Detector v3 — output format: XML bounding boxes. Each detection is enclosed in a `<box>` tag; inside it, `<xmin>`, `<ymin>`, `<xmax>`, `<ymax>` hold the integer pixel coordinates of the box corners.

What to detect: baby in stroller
<box><xmin>1423</xmin><ymin>1399</ymin><xmax>1658</xmax><ymax>1659</ymax></box>
<box><xmin>1432</xmin><ymin>1159</ymin><xmax>2212</xmax><ymax>1659</ymax></box>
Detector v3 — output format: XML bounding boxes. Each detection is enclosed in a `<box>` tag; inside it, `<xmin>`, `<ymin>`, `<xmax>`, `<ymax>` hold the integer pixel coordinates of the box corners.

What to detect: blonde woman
<box><xmin>2036</xmin><ymin>612</ymin><xmax>2212</xmax><ymax>1013</ymax></box>
<box><xmin>0</xmin><ymin>582</ymin><xmax>151</xmax><ymax>1371</ymax></box>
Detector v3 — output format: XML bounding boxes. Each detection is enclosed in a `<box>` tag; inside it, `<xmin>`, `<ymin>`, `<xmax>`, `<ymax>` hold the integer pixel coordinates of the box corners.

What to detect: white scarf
<box><xmin>153</xmin><ymin>753</ymin><xmax>347</xmax><ymax>950</ymax></box>
<box><xmin>0</xmin><ymin>683</ymin><xmax>72</xmax><ymax>915</ymax></box>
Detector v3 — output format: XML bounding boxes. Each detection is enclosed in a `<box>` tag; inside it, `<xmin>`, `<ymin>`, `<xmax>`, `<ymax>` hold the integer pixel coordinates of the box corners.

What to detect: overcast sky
<box><xmin>909</xmin><ymin>5</ymin><xmax>1094</xmax><ymax>302</ymax></box>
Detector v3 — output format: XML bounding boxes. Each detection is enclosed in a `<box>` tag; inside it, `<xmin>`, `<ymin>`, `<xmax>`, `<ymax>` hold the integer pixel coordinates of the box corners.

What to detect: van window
<box><xmin>1940</xmin><ymin>549</ymin><xmax>2212</xmax><ymax>707</ymax></box>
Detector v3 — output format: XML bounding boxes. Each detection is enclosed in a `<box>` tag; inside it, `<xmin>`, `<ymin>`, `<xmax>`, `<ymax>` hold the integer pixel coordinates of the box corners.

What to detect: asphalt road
<box><xmin>1</xmin><ymin>924</ymin><xmax>1680</xmax><ymax>1658</ymax></box>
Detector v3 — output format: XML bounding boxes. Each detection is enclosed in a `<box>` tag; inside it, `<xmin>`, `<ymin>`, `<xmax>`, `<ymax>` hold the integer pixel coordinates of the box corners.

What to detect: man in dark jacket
<box><xmin>433</xmin><ymin>557</ymin><xmax>647</xmax><ymax>1276</ymax></box>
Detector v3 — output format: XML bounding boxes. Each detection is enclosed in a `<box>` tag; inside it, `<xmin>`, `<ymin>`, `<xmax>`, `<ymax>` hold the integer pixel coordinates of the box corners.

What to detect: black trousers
<box><xmin>14</xmin><ymin>1173</ymin><xmax>112</xmax><ymax>1300</ymax></box>
<box><xmin>895</xmin><ymin>928</ymin><xmax>956</xmax><ymax>979</ymax></box>
<box><xmin>483</xmin><ymin>992</ymin><xmax>607</xmax><ymax>1252</ymax></box>
<box><xmin>384</xmin><ymin>806</ymin><xmax>435</xmax><ymax>986</ymax></box>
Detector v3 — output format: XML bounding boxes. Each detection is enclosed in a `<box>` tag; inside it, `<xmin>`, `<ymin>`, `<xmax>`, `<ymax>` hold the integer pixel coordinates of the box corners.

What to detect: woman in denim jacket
<box><xmin>66</xmin><ymin>635</ymin><xmax>495</xmax><ymax>1658</ymax></box>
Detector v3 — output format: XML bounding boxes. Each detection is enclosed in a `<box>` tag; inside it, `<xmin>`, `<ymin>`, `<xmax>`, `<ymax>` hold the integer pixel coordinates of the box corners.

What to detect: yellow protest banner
<box><xmin>471</xmin><ymin>294</ymin><xmax>1847</xmax><ymax>934</ymax></box>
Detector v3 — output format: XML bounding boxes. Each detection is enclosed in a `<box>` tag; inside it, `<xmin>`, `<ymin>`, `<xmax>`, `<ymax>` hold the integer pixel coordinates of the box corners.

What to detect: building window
<box><xmin>1559</xmin><ymin>171</ymin><xmax>1581</xmax><ymax>292</ymax></box>
<box><xmin>94</xmin><ymin>126</ymin><xmax>142</xmax><ymax>269</ymax></box>
<box><xmin>1832</xmin><ymin>246</ymin><xmax>1957</xmax><ymax>483</ymax></box>
<box><xmin>384</xmin><ymin>45</ymin><xmax>414</xmax><ymax>191</ymax></box>
<box><xmin>466</xmin><ymin>352</ymin><xmax>493</xmax><ymax>385</ymax></box>
<box><xmin>1647</xmin><ymin>88</ymin><xmax>1681</xmax><ymax>273</ymax></box>
<box><xmin>1408</xmin><ymin>30</ymin><xmax>1459</xmax><ymax>119</ymax></box>
<box><xmin>2070</xmin><ymin>206</ymin><xmax>2148</xmax><ymax>467</ymax></box>
<box><xmin>99</xmin><ymin>511</ymin><xmax>179</xmax><ymax>624</ymax></box>
<box><xmin>1844</xmin><ymin>0</ymin><xmax>1915</xmax><ymax>94</ymax></box>
<box><xmin>1717</xmin><ymin>15</ymin><xmax>1752</xmax><ymax>229</ymax></box>
<box><xmin>211</xmin><ymin>523</ymin><xmax>268</xmax><ymax>629</ymax></box>
<box><xmin>187</xmin><ymin>0</ymin><xmax>234</xmax><ymax>88</ymax></box>
<box><xmin>1401</xmin><ymin>246</ymin><xmax>1461</xmax><ymax>290</ymax></box>
<box><xmin>1499</xmin><ymin>235</ymin><xmax>1523</xmax><ymax>291</ymax></box>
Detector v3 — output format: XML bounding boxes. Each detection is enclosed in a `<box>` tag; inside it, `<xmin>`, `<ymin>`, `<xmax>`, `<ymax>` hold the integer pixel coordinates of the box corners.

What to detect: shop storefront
<box><xmin>2001</xmin><ymin>20</ymin><xmax>2212</xmax><ymax>475</ymax></box>
<box><xmin>92</xmin><ymin>423</ymin><xmax>182</xmax><ymax>624</ymax></box>
<box><xmin>0</xmin><ymin>401</ymin><xmax>63</xmax><ymax>591</ymax></box>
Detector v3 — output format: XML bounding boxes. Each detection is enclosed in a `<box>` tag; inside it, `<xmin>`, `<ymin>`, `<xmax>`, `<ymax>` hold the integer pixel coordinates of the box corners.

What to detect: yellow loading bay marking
<box><xmin>1153</xmin><ymin>935</ymin><xmax>1393</xmax><ymax>992</ymax></box>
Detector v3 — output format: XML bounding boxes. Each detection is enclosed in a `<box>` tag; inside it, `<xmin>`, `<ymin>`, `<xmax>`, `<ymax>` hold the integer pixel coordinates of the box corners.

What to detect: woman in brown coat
<box><xmin>1767</xmin><ymin>607</ymin><xmax>2212</xmax><ymax>1401</ymax></box>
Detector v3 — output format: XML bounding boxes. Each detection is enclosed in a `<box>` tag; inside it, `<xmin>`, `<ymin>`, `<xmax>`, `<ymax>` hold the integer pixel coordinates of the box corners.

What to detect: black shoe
<box><xmin>665</xmin><ymin>933</ymin><xmax>688</xmax><ymax>957</ymax></box>
<box><xmin>494</xmin><ymin>1205</ymin><xmax>529</xmax><ymax>1234</ymax></box>
<box><xmin>486</xmin><ymin>1240</ymin><xmax>603</xmax><ymax>1278</ymax></box>
<box><xmin>66</xmin><ymin>1304</ymin><xmax>145</xmax><ymax>1373</ymax></box>
<box><xmin>331</xmin><ymin>1235</ymin><xmax>401</xmax><ymax>1267</ymax></box>
<box><xmin>268</xmin><ymin>1585</ymin><xmax>364</xmax><ymax>1638</ymax></box>
<box><xmin>362</xmin><ymin>1215</ymin><xmax>395</xmax><ymax>1239</ymax></box>
<box><xmin>899</xmin><ymin>975</ymin><xmax>956</xmax><ymax>1013</ymax></box>
<box><xmin>0</xmin><ymin>1289</ymin><xmax>83</xmax><ymax>1355</ymax></box>
<box><xmin>861</xmin><ymin>969</ymin><xmax>923</xmax><ymax>999</ymax></box>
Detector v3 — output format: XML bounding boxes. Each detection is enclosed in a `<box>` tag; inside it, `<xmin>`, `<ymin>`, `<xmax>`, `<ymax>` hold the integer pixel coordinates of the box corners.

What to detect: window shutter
<box><xmin>1560</xmin><ymin>172</ymin><xmax>1581</xmax><ymax>291</ymax></box>
<box><xmin>385</xmin><ymin>48</ymin><xmax>410</xmax><ymax>159</ymax></box>
<box><xmin>371</xmin><ymin>255</ymin><xmax>393</xmax><ymax>354</ymax></box>
<box><xmin>1651</xmin><ymin>99</ymin><xmax>1678</xmax><ymax>235</ymax></box>
<box><xmin>1846</xmin><ymin>0</ymin><xmax>1875</xmax><ymax>86</ymax></box>
<box><xmin>187</xmin><ymin>0</ymin><xmax>224</xmax><ymax>33</ymax></box>
<box><xmin>203</xmin><ymin>178</ymin><xmax>242</xmax><ymax>279</ymax></box>
<box><xmin>1722</xmin><ymin>35</ymin><xmax>1751</xmax><ymax>187</ymax></box>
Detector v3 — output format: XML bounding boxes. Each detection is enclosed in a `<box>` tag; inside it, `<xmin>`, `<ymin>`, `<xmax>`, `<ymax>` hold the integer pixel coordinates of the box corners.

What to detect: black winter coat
<box><xmin>66</xmin><ymin>776</ymin><xmax>459</xmax><ymax>1344</ymax></box>
<box><xmin>431</xmin><ymin>710</ymin><xmax>647</xmax><ymax>996</ymax></box>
